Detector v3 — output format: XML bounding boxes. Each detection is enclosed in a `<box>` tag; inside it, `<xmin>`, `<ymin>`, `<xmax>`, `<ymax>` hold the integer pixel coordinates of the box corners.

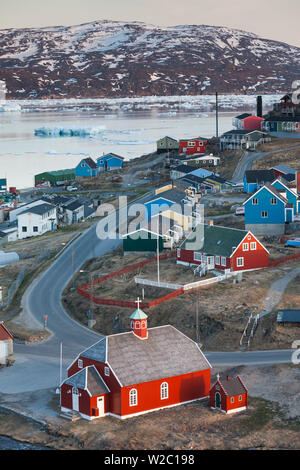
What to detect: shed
<box><xmin>35</xmin><ymin>169</ymin><xmax>76</xmax><ymax>186</ymax></box>
<box><xmin>209</xmin><ymin>375</ymin><xmax>248</xmax><ymax>414</ymax></box>
<box><xmin>0</xmin><ymin>322</ymin><xmax>14</xmax><ymax>365</ymax></box>
<box><xmin>277</xmin><ymin>310</ymin><xmax>300</xmax><ymax>326</ymax></box>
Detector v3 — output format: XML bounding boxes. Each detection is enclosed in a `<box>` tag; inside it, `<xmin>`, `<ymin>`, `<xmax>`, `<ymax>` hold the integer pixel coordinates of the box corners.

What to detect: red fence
<box><xmin>77</xmin><ymin>251</ymin><xmax>183</xmax><ymax>309</ymax></box>
<box><xmin>268</xmin><ymin>252</ymin><xmax>300</xmax><ymax>267</ymax></box>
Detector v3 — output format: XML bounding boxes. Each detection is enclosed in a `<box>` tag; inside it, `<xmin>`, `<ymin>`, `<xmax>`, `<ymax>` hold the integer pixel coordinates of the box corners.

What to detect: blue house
<box><xmin>144</xmin><ymin>187</ymin><xmax>191</xmax><ymax>220</ymax></box>
<box><xmin>96</xmin><ymin>153</ymin><xmax>124</xmax><ymax>172</ymax></box>
<box><xmin>243</xmin><ymin>170</ymin><xmax>275</xmax><ymax>193</ymax></box>
<box><xmin>272</xmin><ymin>178</ymin><xmax>300</xmax><ymax>216</ymax></box>
<box><xmin>75</xmin><ymin>158</ymin><xmax>99</xmax><ymax>178</ymax></box>
<box><xmin>243</xmin><ymin>183</ymin><xmax>294</xmax><ymax>235</ymax></box>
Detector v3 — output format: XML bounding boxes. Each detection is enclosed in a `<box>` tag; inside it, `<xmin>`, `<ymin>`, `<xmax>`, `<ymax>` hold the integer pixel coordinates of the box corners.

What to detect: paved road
<box><xmin>232</xmin><ymin>145</ymin><xmax>300</xmax><ymax>184</ymax></box>
<box><xmin>0</xmin><ymin>185</ymin><xmax>297</xmax><ymax>395</ymax></box>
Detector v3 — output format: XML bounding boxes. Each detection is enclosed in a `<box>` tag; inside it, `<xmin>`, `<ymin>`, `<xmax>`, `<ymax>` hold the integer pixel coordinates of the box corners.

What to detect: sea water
<box><xmin>0</xmin><ymin>96</ymin><xmax>278</xmax><ymax>189</ymax></box>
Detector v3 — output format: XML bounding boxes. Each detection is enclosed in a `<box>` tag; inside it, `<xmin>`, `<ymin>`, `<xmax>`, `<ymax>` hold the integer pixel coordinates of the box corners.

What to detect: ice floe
<box><xmin>34</xmin><ymin>125</ymin><xmax>106</xmax><ymax>137</ymax></box>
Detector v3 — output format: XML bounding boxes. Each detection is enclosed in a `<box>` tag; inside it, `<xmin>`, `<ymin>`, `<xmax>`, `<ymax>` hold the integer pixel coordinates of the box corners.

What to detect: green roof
<box><xmin>36</xmin><ymin>169</ymin><xmax>75</xmax><ymax>177</ymax></box>
<box><xmin>180</xmin><ymin>224</ymin><xmax>248</xmax><ymax>257</ymax></box>
<box><xmin>130</xmin><ymin>309</ymin><xmax>148</xmax><ymax>320</ymax></box>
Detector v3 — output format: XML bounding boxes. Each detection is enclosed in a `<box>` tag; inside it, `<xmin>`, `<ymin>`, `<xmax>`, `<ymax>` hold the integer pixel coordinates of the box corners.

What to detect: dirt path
<box><xmin>259</xmin><ymin>267</ymin><xmax>300</xmax><ymax>319</ymax></box>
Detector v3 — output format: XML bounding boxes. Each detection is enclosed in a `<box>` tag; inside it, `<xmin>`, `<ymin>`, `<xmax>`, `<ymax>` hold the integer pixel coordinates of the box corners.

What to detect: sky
<box><xmin>1</xmin><ymin>0</ymin><xmax>300</xmax><ymax>47</ymax></box>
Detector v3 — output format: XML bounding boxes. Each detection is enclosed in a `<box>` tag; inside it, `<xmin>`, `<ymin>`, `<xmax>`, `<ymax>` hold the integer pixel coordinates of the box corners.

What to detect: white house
<box><xmin>17</xmin><ymin>203</ymin><xmax>57</xmax><ymax>239</ymax></box>
<box><xmin>62</xmin><ymin>200</ymin><xmax>85</xmax><ymax>225</ymax></box>
<box><xmin>9</xmin><ymin>199</ymin><xmax>47</xmax><ymax>222</ymax></box>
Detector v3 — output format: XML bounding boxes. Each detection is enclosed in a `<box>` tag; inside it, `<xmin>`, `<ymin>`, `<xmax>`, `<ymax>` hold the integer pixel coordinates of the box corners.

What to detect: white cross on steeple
<box><xmin>135</xmin><ymin>297</ymin><xmax>141</xmax><ymax>310</ymax></box>
<box><xmin>216</xmin><ymin>373</ymin><xmax>220</xmax><ymax>381</ymax></box>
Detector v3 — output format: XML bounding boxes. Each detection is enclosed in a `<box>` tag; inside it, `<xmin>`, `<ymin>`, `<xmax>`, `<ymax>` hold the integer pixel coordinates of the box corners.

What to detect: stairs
<box><xmin>59</xmin><ymin>410</ymin><xmax>81</xmax><ymax>421</ymax></box>
<box><xmin>194</xmin><ymin>264</ymin><xmax>207</xmax><ymax>277</ymax></box>
<box><xmin>240</xmin><ymin>315</ymin><xmax>258</xmax><ymax>349</ymax></box>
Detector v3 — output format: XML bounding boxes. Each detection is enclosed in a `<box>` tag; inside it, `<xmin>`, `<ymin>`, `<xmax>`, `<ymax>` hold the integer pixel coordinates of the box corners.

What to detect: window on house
<box><xmin>78</xmin><ymin>359</ymin><xmax>83</xmax><ymax>369</ymax></box>
<box><xmin>243</xmin><ymin>243</ymin><xmax>249</xmax><ymax>251</ymax></box>
<box><xmin>261</xmin><ymin>211</ymin><xmax>268</xmax><ymax>218</ymax></box>
<box><xmin>194</xmin><ymin>252</ymin><xmax>202</xmax><ymax>261</ymax></box>
<box><xmin>237</xmin><ymin>257</ymin><xmax>244</xmax><ymax>267</ymax></box>
<box><xmin>252</xmin><ymin>198</ymin><xmax>258</xmax><ymax>205</ymax></box>
<box><xmin>221</xmin><ymin>257</ymin><xmax>226</xmax><ymax>267</ymax></box>
<box><xmin>22</xmin><ymin>226</ymin><xmax>27</xmax><ymax>232</ymax></box>
<box><xmin>215</xmin><ymin>255</ymin><xmax>220</xmax><ymax>265</ymax></box>
<box><xmin>33</xmin><ymin>226</ymin><xmax>38</xmax><ymax>232</ymax></box>
<box><xmin>81</xmin><ymin>163</ymin><xmax>85</xmax><ymax>167</ymax></box>
<box><xmin>161</xmin><ymin>382</ymin><xmax>168</xmax><ymax>400</ymax></box>
<box><xmin>271</xmin><ymin>198</ymin><xmax>277</xmax><ymax>205</ymax></box>
<box><xmin>129</xmin><ymin>389</ymin><xmax>138</xmax><ymax>407</ymax></box>
<box><xmin>177</xmin><ymin>248</ymin><xmax>181</xmax><ymax>258</ymax></box>
<box><xmin>231</xmin><ymin>397</ymin><xmax>235</xmax><ymax>403</ymax></box>
<box><xmin>135</xmin><ymin>321</ymin><xmax>140</xmax><ymax>329</ymax></box>
<box><xmin>250</xmin><ymin>242</ymin><xmax>257</xmax><ymax>250</ymax></box>
<box><xmin>238</xmin><ymin>395</ymin><xmax>242</xmax><ymax>401</ymax></box>
<box><xmin>187</xmin><ymin>142</ymin><xmax>195</xmax><ymax>147</ymax></box>
<box><xmin>104</xmin><ymin>367</ymin><xmax>110</xmax><ymax>376</ymax></box>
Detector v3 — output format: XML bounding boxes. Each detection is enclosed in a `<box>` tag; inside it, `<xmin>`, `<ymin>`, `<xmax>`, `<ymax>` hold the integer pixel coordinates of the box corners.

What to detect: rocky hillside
<box><xmin>0</xmin><ymin>20</ymin><xmax>299</xmax><ymax>99</ymax></box>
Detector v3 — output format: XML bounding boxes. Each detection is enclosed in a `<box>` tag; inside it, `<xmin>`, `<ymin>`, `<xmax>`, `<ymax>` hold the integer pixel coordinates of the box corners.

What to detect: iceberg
<box><xmin>34</xmin><ymin>125</ymin><xmax>106</xmax><ymax>137</ymax></box>
<box><xmin>0</xmin><ymin>102</ymin><xmax>22</xmax><ymax>113</ymax></box>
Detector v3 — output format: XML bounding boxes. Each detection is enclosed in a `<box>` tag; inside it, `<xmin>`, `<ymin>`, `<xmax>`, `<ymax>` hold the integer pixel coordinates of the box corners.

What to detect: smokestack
<box><xmin>257</xmin><ymin>96</ymin><xmax>263</xmax><ymax>118</ymax></box>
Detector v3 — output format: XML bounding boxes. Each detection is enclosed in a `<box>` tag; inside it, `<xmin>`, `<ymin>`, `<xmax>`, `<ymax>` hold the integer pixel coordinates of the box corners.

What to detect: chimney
<box><xmin>130</xmin><ymin>303</ymin><xmax>148</xmax><ymax>340</ymax></box>
<box><xmin>257</xmin><ymin>96</ymin><xmax>263</xmax><ymax>118</ymax></box>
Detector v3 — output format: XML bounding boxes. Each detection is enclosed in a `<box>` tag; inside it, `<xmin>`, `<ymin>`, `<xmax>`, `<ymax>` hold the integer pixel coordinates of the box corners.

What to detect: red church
<box><xmin>60</xmin><ymin>305</ymin><xmax>212</xmax><ymax>420</ymax></box>
<box><xmin>209</xmin><ymin>374</ymin><xmax>248</xmax><ymax>414</ymax></box>
<box><xmin>179</xmin><ymin>137</ymin><xmax>208</xmax><ymax>156</ymax></box>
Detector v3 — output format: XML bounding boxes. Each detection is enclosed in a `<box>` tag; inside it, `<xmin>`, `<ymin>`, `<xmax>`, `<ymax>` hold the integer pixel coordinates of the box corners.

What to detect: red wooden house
<box><xmin>177</xmin><ymin>223</ymin><xmax>269</xmax><ymax>272</ymax></box>
<box><xmin>209</xmin><ymin>374</ymin><xmax>248</xmax><ymax>414</ymax></box>
<box><xmin>179</xmin><ymin>137</ymin><xmax>208</xmax><ymax>156</ymax></box>
<box><xmin>60</xmin><ymin>307</ymin><xmax>212</xmax><ymax>420</ymax></box>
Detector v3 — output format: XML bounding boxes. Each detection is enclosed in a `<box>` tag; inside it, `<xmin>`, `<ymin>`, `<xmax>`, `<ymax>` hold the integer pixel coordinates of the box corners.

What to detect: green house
<box><xmin>123</xmin><ymin>228</ymin><xmax>164</xmax><ymax>253</ymax></box>
<box><xmin>35</xmin><ymin>169</ymin><xmax>76</xmax><ymax>186</ymax></box>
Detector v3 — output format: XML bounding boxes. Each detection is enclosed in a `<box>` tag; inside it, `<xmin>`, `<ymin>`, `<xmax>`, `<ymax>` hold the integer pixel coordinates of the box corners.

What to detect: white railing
<box><xmin>134</xmin><ymin>278</ymin><xmax>183</xmax><ymax>290</ymax></box>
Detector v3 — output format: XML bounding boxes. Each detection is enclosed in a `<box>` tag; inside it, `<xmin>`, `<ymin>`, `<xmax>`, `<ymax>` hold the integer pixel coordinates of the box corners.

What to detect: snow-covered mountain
<box><xmin>0</xmin><ymin>20</ymin><xmax>299</xmax><ymax>99</ymax></box>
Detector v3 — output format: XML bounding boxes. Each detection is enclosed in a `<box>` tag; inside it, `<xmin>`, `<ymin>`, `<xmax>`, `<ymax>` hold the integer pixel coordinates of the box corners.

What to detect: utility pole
<box><xmin>59</xmin><ymin>342</ymin><xmax>63</xmax><ymax>404</ymax></box>
<box><xmin>72</xmin><ymin>246</ymin><xmax>75</xmax><ymax>288</ymax></box>
<box><xmin>157</xmin><ymin>219</ymin><xmax>160</xmax><ymax>284</ymax></box>
<box><xmin>215</xmin><ymin>91</ymin><xmax>219</xmax><ymax>139</ymax></box>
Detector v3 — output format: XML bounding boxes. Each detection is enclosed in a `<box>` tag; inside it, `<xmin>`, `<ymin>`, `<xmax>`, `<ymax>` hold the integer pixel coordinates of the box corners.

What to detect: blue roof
<box><xmin>189</xmin><ymin>168</ymin><xmax>213</xmax><ymax>178</ymax></box>
<box><xmin>130</xmin><ymin>309</ymin><xmax>148</xmax><ymax>320</ymax></box>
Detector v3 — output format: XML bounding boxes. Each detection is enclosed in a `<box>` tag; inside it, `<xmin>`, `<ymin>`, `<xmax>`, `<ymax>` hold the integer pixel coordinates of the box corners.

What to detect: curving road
<box><xmin>231</xmin><ymin>145</ymin><xmax>300</xmax><ymax>184</ymax></box>
<box><xmin>0</xmin><ymin>186</ymin><xmax>297</xmax><ymax>395</ymax></box>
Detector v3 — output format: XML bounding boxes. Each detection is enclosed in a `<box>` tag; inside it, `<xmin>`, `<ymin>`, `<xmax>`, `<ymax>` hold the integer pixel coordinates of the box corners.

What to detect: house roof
<box><xmin>180</xmin><ymin>224</ymin><xmax>249</xmax><ymax>258</ymax></box>
<box><xmin>179</xmin><ymin>136</ymin><xmax>208</xmax><ymax>142</ymax></box>
<box><xmin>172</xmin><ymin>164</ymin><xmax>195</xmax><ymax>174</ymax></box>
<box><xmin>243</xmin><ymin>183</ymin><xmax>288</xmax><ymax>206</ymax></box>
<box><xmin>0</xmin><ymin>322</ymin><xmax>13</xmax><ymax>341</ymax></box>
<box><xmin>157</xmin><ymin>136</ymin><xmax>178</xmax><ymax>142</ymax></box>
<box><xmin>20</xmin><ymin>203</ymin><xmax>55</xmax><ymax>216</ymax></box>
<box><xmin>245</xmin><ymin>169</ymin><xmax>275</xmax><ymax>184</ymax></box>
<box><xmin>64</xmin><ymin>200</ymin><xmax>84</xmax><ymax>211</ymax></box>
<box><xmin>217</xmin><ymin>376</ymin><xmax>247</xmax><ymax>396</ymax></box>
<box><xmin>79</xmin><ymin>325</ymin><xmax>211</xmax><ymax>387</ymax></box>
<box><xmin>189</xmin><ymin>168</ymin><xmax>213</xmax><ymax>179</ymax></box>
<box><xmin>79</xmin><ymin>157</ymin><xmax>98</xmax><ymax>169</ymax></box>
<box><xmin>123</xmin><ymin>214</ymin><xmax>176</xmax><ymax>239</ymax></box>
<box><xmin>265</xmin><ymin>116</ymin><xmax>300</xmax><ymax>122</ymax></box>
<box><xmin>271</xmin><ymin>164</ymin><xmax>297</xmax><ymax>175</ymax></box>
<box><xmin>97</xmin><ymin>153</ymin><xmax>124</xmax><ymax>162</ymax></box>
<box><xmin>277</xmin><ymin>309</ymin><xmax>300</xmax><ymax>323</ymax></box>
<box><xmin>64</xmin><ymin>365</ymin><xmax>110</xmax><ymax>396</ymax></box>
<box><xmin>130</xmin><ymin>309</ymin><xmax>148</xmax><ymax>320</ymax></box>
<box><xmin>235</xmin><ymin>113</ymin><xmax>252</xmax><ymax>120</ymax></box>
<box><xmin>222</xmin><ymin>129</ymin><xmax>265</xmax><ymax>136</ymax></box>
<box><xmin>149</xmin><ymin>187</ymin><xmax>189</xmax><ymax>206</ymax></box>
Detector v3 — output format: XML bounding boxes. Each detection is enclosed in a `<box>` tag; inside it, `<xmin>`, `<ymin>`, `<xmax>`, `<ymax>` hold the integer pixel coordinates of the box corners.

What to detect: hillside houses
<box><xmin>262</xmin><ymin>94</ymin><xmax>300</xmax><ymax>133</ymax></box>
<box><xmin>177</xmin><ymin>223</ymin><xmax>269</xmax><ymax>273</ymax></box>
<box><xmin>96</xmin><ymin>153</ymin><xmax>124</xmax><ymax>172</ymax></box>
<box><xmin>220</xmin><ymin>130</ymin><xmax>270</xmax><ymax>150</ymax></box>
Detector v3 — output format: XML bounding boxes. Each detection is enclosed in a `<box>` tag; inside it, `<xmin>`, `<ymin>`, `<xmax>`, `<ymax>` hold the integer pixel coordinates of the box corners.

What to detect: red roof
<box><xmin>0</xmin><ymin>323</ymin><xmax>13</xmax><ymax>341</ymax></box>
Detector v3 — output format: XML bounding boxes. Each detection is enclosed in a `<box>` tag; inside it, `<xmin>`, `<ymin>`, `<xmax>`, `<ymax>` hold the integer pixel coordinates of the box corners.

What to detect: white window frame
<box><xmin>252</xmin><ymin>198</ymin><xmax>258</xmax><ymax>205</ymax></box>
<box><xmin>104</xmin><ymin>366</ymin><xmax>110</xmax><ymax>377</ymax></box>
<box><xmin>242</xmin><ymin>243</ymin><xmax>249</xmax><ymax>251</ymax></box>
<box><xmin>238</xmin><ymin>395</ymin><xmax>242</xmax><ymax>402</ymax></box>
<box><xmin>261</xmin><ymin>211</ymin><xmax>268</xmax><ymax>218</ymax></box>
<box><xmin>215</xmin><ymin>255</ymin><xmax>220</xmax><ymax>265</ymax></box>
<box><xmin>250</xmin><ymin>242</ymin><xmax>257</xmax><ymax>251</ymax></box>
<box><xmin>187</xmin><ymin>141</ymin><xmax>196</xmax><ymax>147</ymax></box>
<box><xmin>237</xmin><ymin>257</ymin><xmax>244</xmax><ymax>267</ymax></box>
<box><xmin>231</xmin><ymin>397</ymin><xmax>235</xmax><ymax>403</ymax></box>
<box><xmin>78</xmin><ymin>359</ymin><xmax>83</xmax><ymax>369</ymax></box>
<box><xmin>194</xmin><ymin>252</ymin><xmax>202</xmax><ymax>262</ymax></box>
<box><xmin>221</xmin><ymin>257</ymin><xmax>226</xmax><ymax>267</ymax></box>
<box><xmin>271</xmin><ymin>198</ymin><xmax>277</xmax><ymax>205</ymax></box>
<box><xmin>129</xmin><ymin>389</ymin><xmax>138</xmax><ymax>407</ymax></box>
<box><xmin>160</xmin><ymin>382</ymin><xmax>169</xmax><ymax>400</ymax></box>
<box><xmin>177</xmin><ymin>248</ymin><xmax>181</xmax><ymax>258</ymax></box>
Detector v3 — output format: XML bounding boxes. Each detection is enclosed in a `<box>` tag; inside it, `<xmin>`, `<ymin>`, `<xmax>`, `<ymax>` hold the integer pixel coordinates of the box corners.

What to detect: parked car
<box><xmin>66</xmin><ymin>186</ymin><xmax>78</xmax><ymax>192</ymax></box>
